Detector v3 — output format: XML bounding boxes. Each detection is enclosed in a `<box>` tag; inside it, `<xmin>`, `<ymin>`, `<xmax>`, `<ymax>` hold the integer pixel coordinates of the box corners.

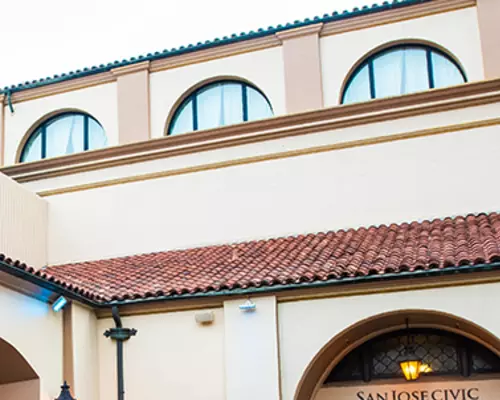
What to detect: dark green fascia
<box><xmin>0</xmin><ymin>260</ymin><xmax>102</xmax><ymax>308</ymax></box>
<box><xmin>3</xmin><ymin>259</ymin><xmax>498</xmax><ymax>309</ymax></box>
<box><xmin>1</xmin><ymin>0</ymin><xmax>431</xmax><ymax>95</ymax></box>
<box><xmin>107</xmin><ymin>261</ymin><xmax>500</xmax><ymax>306</ymax></box>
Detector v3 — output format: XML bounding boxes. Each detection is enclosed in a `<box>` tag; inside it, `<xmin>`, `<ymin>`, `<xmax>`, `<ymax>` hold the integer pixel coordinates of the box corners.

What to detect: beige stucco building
<box><xmin>1</xmin><ymin>0</ymin><xmax>500</xmax><ymax>399</ymax></box>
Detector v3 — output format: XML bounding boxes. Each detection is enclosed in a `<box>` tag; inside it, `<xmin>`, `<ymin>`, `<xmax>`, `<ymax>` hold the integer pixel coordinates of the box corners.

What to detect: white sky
<box><xmin>1</xmin><ymin>0</ymin><xmax>371</xmax><ymax>88</ymax></box>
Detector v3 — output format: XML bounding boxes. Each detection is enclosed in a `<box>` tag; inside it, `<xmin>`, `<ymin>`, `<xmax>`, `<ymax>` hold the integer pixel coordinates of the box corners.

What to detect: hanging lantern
<box><xmin>399</xmin><ymin>319</ymin><xmax>424</xmax><ymax>381</ymax></box>
<box><xmin>400</xmin><ymin>357</ymin><xmax>422</xmax><ymax>381</ymax></box>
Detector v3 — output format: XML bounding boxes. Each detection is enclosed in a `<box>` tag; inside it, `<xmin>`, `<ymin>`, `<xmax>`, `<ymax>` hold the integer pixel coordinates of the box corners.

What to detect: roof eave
<box><xmin>0</xmin><ymin>0</ymin><xmax>431</xmax><ymax>95</ymax></box>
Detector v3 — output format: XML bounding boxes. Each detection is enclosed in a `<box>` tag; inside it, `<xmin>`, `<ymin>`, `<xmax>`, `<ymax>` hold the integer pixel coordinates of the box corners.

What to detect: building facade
<box><xmin>0</xmin><ymin>0</ymin><xmax>500</xmax><ymax>399</ymax></box>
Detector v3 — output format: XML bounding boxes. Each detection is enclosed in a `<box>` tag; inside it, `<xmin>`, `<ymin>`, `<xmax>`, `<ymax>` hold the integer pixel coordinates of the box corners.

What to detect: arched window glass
<box><xmin>324</xmin><ymin>329</ymin><xmax>500</xmax><ymax>384</ymax></box>
<box><xmin>342</xmin><ymin>45</ymin><xmax>467</xmax><ymax>104</ymax></box>
<box><xmin>20</xmin><ymin>112</ymin><xmax>107</xmax><ymax>162</ymax></box>
<box><xmin>168</xmin><ymin>80</ymin><xmax>273</xmax><ymax>135</ymax></box>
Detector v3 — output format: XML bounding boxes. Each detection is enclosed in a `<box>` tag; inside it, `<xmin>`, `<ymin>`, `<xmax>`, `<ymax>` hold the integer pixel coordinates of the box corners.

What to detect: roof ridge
<box><xmin>1</xmin><ymin>0</ymin><xmax>429</xmax><ymax>94</ymax></box>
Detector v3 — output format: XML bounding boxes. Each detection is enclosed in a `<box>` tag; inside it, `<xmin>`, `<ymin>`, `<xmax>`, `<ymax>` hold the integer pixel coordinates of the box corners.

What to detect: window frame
<box><xmin>167</xmin><ymin>79</ymin><xmax>273</xmax><ymax>135</ymax></box>
<box><xmin>341</xmin><ymin>44</ymin><xmax>467</xmax><ymax>104</ymax></box>
<box><xmin>19</xmin><ymin>112</ymin><xmax>105</xmax><ymax>163</ymax></box>
<box><xmin>325</xmin><ymin>328</ymin><xmax>500</xmax><ymax>385</ymax></box>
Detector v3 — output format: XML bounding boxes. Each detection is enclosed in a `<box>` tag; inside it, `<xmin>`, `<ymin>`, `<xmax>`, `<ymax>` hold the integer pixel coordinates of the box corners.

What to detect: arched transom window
<box><xmin>342</xmin><ymin>44</ymin><xmax>467</xmax><ymax>104</ymax></box>
<box><xmin>325</xmin><ymin>329</ymin><xmax>500</xmax><ymax>384</ymax></box>
<box><xmin>168</xmin><ymin>80</ymin><xmax>273</xmax><ymax>135</ymax></box>
<box><xmin>20</xmin><ymin>112</ymin><xmax>108</xmax><ymax>163</ymax></box>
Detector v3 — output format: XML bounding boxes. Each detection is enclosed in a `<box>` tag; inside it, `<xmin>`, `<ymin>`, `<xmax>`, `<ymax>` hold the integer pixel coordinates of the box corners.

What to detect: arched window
<box><xmin>20</xmin><ymin>112</ymin><xmax>107</xmax><ymax>162</ymax></box>
<box><xmin>325</xmin><ymin>329</ymin><xmax>500</xmax><ymax>384</ymax></box>
<box><xmin>342</xmin><ymin>45</ymin><xmax>467</xmax><ymax>104</ymax></box>
<box><xmin>168</xmin><ymin>80</ymin><xmax>273</xmax><ymax>135</ymax></box>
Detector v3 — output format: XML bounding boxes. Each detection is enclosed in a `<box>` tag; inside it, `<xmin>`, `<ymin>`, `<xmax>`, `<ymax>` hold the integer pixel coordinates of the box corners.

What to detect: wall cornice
<box><xmin>320</xmin><ymin>0</ymin><xmax>476</xmax><ymax>37</ymax></box>
<box><xmin>2</xmin><ymin>78</ymin><xmax>500</xmax><ymax>185</ymax></box>
<box><xmin>9</xmin><ymin>72</ymin><xmax>116</xmax><ymax>104</ymax></box>
<box><xmin>275</xmin><ymin>23</ymin><xmax>323</xmax><ymax>41</ymax></box>
<box><xmin>148</xmin><ymin>35</ymin><xmax>281</xmax><ymax>73</ymax></box>
<box><xmin>111</xmin><ymin>61</ymin><xmax>151</xmax><ymax>77</ymax></box>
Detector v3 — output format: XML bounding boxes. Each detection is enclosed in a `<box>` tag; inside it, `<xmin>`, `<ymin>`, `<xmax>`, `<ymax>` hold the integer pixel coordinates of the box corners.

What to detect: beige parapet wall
<box><xmin>0</xmin><ymin>172</ymin><xmax>47</xmax><ymax>267</ymax></box>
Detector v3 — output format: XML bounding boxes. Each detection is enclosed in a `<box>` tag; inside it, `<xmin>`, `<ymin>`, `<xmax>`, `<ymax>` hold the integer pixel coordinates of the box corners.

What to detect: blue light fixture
<box><xmin>239</xmin><ymin>299</ymin><xmax>256</xmax><ymax>312</ymax></box>
<box><xmin>52</xmin><ymin>296</ymin><xmax>68</xmax><ymax>312</ymax></box>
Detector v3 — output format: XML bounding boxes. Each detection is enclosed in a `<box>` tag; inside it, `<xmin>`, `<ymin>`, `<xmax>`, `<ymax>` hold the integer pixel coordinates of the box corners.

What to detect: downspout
<box><xmin>104</xmin><ymin>306</ymin><xmax>137</xmax><ymax>400</ymax></box>
<box><xmin>6</xmin><ymin>90</ymin><xmax>14</xmax><ymax>114</ymax></box>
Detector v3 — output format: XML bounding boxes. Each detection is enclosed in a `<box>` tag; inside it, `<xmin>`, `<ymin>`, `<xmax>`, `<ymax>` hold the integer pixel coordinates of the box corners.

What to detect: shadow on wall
<box><xmin>0</xmin><ymin>337</ymin><xmax>40</xmax><ymax>400</ymax></box>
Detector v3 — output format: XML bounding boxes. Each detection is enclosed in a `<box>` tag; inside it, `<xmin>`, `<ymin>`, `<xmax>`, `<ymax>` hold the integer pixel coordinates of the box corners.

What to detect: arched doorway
<box><xmin>294</xmin><ymin>310</ymin><xmax>500</xmax><ymax>400</ymax></box>
<box><xmin>0</xmin><ymin>337</ymin><xmax>39</xmax><ymax>400</ymax></box>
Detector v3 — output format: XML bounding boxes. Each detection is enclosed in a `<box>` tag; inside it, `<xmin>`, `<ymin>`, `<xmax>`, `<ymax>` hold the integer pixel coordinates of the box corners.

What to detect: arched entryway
<box><xmin>0</xmin><ymin>337</ymin><xmax>40</xmax><ymax>400</ymax></box>
<box><xmin>294</xmin><ymin>310</ymin><xmax>500</xmax><ymax>400</ymax></box>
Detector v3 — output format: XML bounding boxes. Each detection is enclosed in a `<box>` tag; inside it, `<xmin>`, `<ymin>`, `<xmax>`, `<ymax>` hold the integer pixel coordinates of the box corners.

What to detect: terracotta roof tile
<box><xmin>2</xmin><ymin>211</ymin><xmax>489</xmax><ymax>303</ymax></box>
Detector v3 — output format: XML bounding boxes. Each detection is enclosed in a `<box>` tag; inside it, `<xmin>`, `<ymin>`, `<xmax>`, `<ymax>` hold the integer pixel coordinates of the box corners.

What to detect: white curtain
<box><xmin>45</xmin><ymin>115</ymin><xmax>84</xmax><ymax>158</ymax></box>
<box><xmin>431</xmin><ymin>52</ymin><xmax>465</xmax><ymax>88</ymax></box>
<box><xmin>222</xmin><ymin>83</ymin><xmax>244</xmax><ymax>125</ymax></box>
<box><xmin>197</xmin><ymin>83</ymin><xmax>243</xmax><ymax>130</ymax></box>
<box><xmin>21</xmin><ymin>133</ymin><xmax>42</xmax><ymax>162</ymax></box>
<box><xmin>401</xmin><ymin>48</ymin><xmax>428</xmax><ymax>94</ymax></box>
<box><xmin>373</xmin><ymin>50</ymin><xmax>404</xmax><ymax>97</ymax></box>
<box><xmin>197</xmin><ymin>85</ymin><xmax>224</xmax><ymax>130</ymax></box>
<box><xmin>343</xmin><ymin>64</ymin><xmax>372</xmax><ymax>103</ymax></box>
<box><xmin>170</xmin><ymin>99</ymin><xmax>194</xmax><ymax>135</ymax></box>
<box><xmin>246</xmin><ymin>86</ymin><xmax>273</xmax><ymax>121</ymax></box>
<box><xmin>373</xmin><ymin>48</ymin><xmax>428</xmax><ymax>98</ymax></box>
<box><xmin>88</xmin><ymin>118</ymin><xmax>108</xmax><ymax>149</ymax></box>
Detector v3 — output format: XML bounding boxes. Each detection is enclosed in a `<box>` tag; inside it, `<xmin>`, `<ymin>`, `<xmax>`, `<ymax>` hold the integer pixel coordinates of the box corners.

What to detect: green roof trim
<box><xmin>2</xmin><ymin>0</ymin><xmax>431</xmax><ymax>95</ymax></box>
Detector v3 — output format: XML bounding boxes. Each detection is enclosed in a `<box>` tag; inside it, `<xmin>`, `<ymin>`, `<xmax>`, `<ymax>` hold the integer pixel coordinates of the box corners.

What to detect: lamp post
<box><xmin>55</xmin><ymin>382</ymin><xmax>76</xmax><ymax>400</ymax></box>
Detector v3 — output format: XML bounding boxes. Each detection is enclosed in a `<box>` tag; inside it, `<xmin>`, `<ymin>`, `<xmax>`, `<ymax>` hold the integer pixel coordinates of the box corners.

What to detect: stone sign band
<box><xmin>316</xmin><ymin>380</ymin><xmax>499</xmax><ymax>400</ymax></box>
<box><xmin>356</xmin><ymin>388</ymin><xmax>479</xmax><ymax>400</ymax></box>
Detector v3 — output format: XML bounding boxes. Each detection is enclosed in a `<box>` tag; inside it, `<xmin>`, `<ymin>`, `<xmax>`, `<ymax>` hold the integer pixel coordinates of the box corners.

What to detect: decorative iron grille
<box><xmin>325</xmin><ymin>329</ymin><xmax>500</xmax><ymax>384</ymax></box>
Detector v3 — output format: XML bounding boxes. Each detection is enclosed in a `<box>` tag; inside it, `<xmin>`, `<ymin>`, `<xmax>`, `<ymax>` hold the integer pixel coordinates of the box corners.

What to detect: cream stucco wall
<box><xmin>0</xmin><ymin>284</ymin><xmax>63</xmax><ymax>400</ymax></box>
<box><xmin>43</xmin><ymin>110</ymin><xmax>500</xmax><ymax>265</ymax></box>
<box><xmin>97</xmin><ymin>308</ymin><xmax>225</xmax><ymax>400</ymax></box>
<box><xmin>321</xmin><ymin>7</ymin><xmax>484</xmax><ymax>106</ymax></box>
<box><xmin>0</xmin><ymin>172</ymin><xmax>47</xmax><ymax>268</ymax></box>
<box><xmin>278</xmin><ymin>282</ymin><xmax>500</xmax><ymax>400</ymax></box>
<box><xmin>3</xmin><ymin>83</ymin><xmax>118</xmax><ymax>166</ymax></box>
<box><xmin>71</xmin><ymin>303</ymin><xmax>99</xmax><ymax>400</ymax></box>
<box><xmin>149</xmin><ymin>46</ymin><xmax>286</xmax><ymax>139</ymax></box>
<box><xmin>0</xmin><ymin>379</ymin><xmax>40</xmax><ymax>400</ymax></box>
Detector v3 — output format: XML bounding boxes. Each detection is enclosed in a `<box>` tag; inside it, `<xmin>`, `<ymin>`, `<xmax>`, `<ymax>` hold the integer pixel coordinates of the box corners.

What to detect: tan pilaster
<box><xmin>224</xmin><ymin>296</ymin><xmax>281</xmax><ymax>400</ymax></box>
<box><xmin>0</xmin><ymin>94</ymin><xmax>5</xmax><ymax>166</ymax></box>
<box><xmin>476</xmin><ymin>0</ymin><xmax>500</xmax><ymax>79</ymax></box>
<box><xmin>63</xmin><ymin>303</ymin><xmax>75</xmax><ymax>394</ymax></box>
<box><xmin>111</xmin><ymin>61</ymin><xmax>151</xmax><ymax>144</ymax></box>
<box><xmin>276</xmin><ymin>23</ymin><xmax>324</xmax><ymax>114</ymax></box>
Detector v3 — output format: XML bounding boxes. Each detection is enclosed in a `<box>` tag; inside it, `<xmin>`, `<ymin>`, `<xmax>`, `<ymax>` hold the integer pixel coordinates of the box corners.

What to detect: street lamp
<box><xmin>55</xmin><ymin>381</ymin><xmax>76</xmax><ymax>400</ymax></box>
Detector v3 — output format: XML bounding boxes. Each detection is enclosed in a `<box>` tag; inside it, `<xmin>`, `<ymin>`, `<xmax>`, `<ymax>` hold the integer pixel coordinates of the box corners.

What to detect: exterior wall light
<box><xmin>52</xmin><ymin>296</ymin><xmax>68</xmax><ymax>312</ymax></box>
<box><xmin>239</xmin><ymin>299</ymin><xmax>256</xmax><ymax>312</ymax></box>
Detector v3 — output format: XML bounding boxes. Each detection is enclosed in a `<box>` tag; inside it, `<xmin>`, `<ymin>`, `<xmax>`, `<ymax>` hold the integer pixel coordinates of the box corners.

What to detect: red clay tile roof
<box><xmin>18</xmin><ymin>212</ymin><xmax>498</xmax><ymax>303</ymax></box>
